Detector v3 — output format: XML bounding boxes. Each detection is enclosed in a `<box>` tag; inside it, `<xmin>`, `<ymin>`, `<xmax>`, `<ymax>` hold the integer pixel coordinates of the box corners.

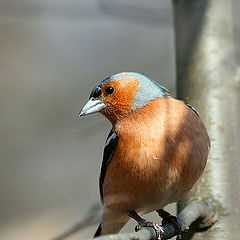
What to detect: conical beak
<box><xmin>78</xmin><ymin>98</ymin><xmax>106</xmax><ymax>117</ymax></box>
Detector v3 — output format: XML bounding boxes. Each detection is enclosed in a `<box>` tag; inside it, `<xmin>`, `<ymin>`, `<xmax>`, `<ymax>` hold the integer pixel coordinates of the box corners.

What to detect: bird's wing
<box><xmin>178</xmin><ymin>99</ymin><xmax>199</xmax><ymax>116</ymax></box>
<box><xmin>99</xmin><ymin>129</ymin><xmax>119</xmax><ymax>202</ymax></box>
<box><xmin>185</xmin><ymin>103</ymin><xmax>199</xmax><ymax>116</ymax></box>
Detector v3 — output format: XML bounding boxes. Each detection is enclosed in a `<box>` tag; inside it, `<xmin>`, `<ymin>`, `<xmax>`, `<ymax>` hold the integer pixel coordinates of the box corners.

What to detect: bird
<box><xmin>78</xmin><ymin>72</ymin><xmax>210</xmax><ymax>239</ymax></box>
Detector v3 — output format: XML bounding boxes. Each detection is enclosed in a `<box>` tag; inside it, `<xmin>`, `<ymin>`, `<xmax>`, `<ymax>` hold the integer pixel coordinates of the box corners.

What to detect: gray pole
<box><xmin>172</xmin><ymin>0</ymin><xmax>240</xmax><ymax>239</ymax></box>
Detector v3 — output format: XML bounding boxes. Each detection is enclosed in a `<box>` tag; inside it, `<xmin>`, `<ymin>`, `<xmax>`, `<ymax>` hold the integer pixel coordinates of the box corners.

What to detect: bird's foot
<box><xmin>157</xmin><ymin>209</ymin><xmax>184</xmax><ymax>240</ymax></box>
<box><xmin>135</xmin><ymin>220</ymin><xmax>163</xmax><ymax>240</ymax></box>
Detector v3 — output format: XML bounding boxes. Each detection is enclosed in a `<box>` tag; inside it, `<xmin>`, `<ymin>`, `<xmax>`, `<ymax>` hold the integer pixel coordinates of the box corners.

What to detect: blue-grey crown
<box><xmin>92</xmin><ymin>72</ymin><xmax>169</xmax><ymax>109</ymax></box>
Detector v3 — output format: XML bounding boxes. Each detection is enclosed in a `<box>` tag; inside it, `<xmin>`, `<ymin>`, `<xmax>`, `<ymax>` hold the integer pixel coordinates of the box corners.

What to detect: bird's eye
<box><xmin>105</xmin><ymin>86</ymin><xmax>115</xmax><ymax>95</ymax></box>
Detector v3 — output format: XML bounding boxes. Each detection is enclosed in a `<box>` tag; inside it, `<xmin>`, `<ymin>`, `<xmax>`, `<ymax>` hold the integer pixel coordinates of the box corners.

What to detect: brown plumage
<box><xmin>79</xmin><ymin>72</ymin><xmax>210</xmax><ymax>238</ymax></box>
<box><xmin>103</xmin><ymin>97</ymin><xmax>209</xmax><ymax>214</ymax></box>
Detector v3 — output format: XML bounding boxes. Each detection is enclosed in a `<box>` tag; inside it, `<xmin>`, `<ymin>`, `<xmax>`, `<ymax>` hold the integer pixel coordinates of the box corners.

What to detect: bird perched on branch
<box><xmin>78</xmin><ymin>72</ymin><xmax>210</xmax><ymax>239</ymax></box>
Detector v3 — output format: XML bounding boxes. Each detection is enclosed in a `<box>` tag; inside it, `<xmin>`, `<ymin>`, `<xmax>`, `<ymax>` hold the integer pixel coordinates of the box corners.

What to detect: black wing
<box><xmin>186</xmin><ymin>103</ymin><xmax>199</xmax><ymax>116</ymax></box>
<box><xmin>99</xmin><ymin>129</ymin><xmax>119</xmax><ymax>202</ymax></box>
<box><xmin>178</xmin><ymin>99</ymin><xmax>199</xmax><ymax>116</ymax></box>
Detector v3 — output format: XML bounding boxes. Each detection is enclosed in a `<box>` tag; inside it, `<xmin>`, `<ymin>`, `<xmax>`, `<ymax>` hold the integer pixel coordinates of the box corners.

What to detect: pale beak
<box><xmin>78</xmin><ymin>98</ymin><xmax>106</xmax><ymax>117</ymax></box>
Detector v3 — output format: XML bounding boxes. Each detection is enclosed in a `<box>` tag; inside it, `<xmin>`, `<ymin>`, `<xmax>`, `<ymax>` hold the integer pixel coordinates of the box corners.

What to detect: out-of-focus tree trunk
<box><xmin>172</xmin><ymin>0</ymin><xmax>240</xmax><ymax>239</ymax></box>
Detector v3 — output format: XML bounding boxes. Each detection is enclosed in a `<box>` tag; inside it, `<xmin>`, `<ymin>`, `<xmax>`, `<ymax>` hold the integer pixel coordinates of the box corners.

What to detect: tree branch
<box><xmin>95</xmin><ymin>200</ymin><xmax>216</xmax><ymax>240</ymax></box>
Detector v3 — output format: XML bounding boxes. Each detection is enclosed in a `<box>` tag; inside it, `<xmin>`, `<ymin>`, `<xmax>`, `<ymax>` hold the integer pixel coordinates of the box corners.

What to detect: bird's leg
<box><xmin>156</xmin><ymin>209</ymin><xmax>183</xmax><ymax>240</ymax></box>
<box><xmin>128</xmin><ymin>209</ymin><xmax>163</xmax><ymax>240</ymax></box>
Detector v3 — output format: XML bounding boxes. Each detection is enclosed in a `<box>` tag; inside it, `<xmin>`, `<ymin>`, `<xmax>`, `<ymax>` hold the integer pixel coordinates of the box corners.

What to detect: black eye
<box><xmin>105</xmin><ymin>86</ymin><xmax>115</xmax><ymax>95</ymax></box>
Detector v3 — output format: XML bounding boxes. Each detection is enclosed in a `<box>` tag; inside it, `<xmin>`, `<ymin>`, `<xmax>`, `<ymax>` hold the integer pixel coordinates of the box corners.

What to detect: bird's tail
<box><xmin>94</xmin><ymin>218</ymin><xmax>128</xmax><ymax>238</ymax></box>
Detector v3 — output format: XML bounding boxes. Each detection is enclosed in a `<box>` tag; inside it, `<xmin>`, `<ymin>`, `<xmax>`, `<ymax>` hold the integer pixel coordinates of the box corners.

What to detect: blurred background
<box><xmin>1</xmin><ymin>1</ymin><xmax>239</xmax><ymax>240</ymax></box>
<box><xmin>0</xmin><ymin>1</ymin><xmax>175</xmax><ymax>239</ymax></box>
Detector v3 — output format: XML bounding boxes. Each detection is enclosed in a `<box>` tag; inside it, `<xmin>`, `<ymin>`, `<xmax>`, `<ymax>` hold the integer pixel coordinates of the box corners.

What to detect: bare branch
<box><xmin>94</xmin><ymin>200</ymin><xmax>216</xmax><ymax>240</ymax></box>
<box><xmin>52</xmin><ymin>200</ymin><xmax>216</xmax><ymax>240</ymax></box>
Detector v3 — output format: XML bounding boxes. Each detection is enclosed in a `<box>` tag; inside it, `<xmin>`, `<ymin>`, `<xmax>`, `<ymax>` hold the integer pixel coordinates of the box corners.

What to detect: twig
<box><xmin>94</xmin><ymin>200</ymin><xmax>216</xmax><ymax>240</ymax></box>
<box><xmin>52</xmin><ymin>199</ymin><xmax>216</xmax><ymax>240</ymax></box>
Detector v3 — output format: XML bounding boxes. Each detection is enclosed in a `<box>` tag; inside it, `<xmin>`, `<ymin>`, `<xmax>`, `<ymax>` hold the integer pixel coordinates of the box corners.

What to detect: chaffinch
<box><xmin>79</xmin><ymin>72</ymin><xmax>210</xmax><ymax>239</ymax></box>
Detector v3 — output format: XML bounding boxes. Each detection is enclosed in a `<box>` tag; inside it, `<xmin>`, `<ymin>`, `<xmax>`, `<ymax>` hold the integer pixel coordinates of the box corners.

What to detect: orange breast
<box><xmin>102</xmin><ymin>97</ymin><xmax>210</xmax><ymax>214</ymax></box>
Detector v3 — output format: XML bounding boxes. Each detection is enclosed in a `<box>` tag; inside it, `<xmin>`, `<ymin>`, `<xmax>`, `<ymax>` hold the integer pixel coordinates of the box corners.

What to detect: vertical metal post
<box><xmin>172</xmin><ymin>0</ymin><xmax>240</xmax><ymax>239</ymax></box>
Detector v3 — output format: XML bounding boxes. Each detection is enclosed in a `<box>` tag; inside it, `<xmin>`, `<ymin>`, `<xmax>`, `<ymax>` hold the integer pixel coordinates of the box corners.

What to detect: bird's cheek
<box><xmin>102</xmin><ymin>98</ymin><xmax>117</xmax><ymax>112</ymax></box>
<box><xmin>100</xmin><ymin>105</ymin><xmax>120</xmax><ymax>124</ymax></box>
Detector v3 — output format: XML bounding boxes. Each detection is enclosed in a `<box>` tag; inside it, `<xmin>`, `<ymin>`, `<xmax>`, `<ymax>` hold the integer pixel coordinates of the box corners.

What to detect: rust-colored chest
<box><xmin>102</xmin><ymin>97</ymin><xmax>210</xmax><ymax>214</ymax></box>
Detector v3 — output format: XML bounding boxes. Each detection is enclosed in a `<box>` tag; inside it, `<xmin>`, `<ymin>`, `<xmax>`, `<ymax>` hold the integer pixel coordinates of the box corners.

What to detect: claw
<box><xmin>157</xmin><ymin>209</ymin><xmax>184</xmax><ymax>239</ymax></box>
<box><xmin>135</xmin><ymin>220</ymin><xmax>164</xmax><ymax>240</ymax></box>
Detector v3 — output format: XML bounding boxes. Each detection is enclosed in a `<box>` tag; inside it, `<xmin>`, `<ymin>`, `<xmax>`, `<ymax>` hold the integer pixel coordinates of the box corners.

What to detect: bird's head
<box><xmin>79</xmin><ymin>72</ymin><xmax>169</xmax><ymax>123</ymax></box>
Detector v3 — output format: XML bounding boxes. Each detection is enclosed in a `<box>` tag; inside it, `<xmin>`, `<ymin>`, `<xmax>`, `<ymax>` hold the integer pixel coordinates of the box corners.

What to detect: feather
<box><xmin>99</xmin><ymin>129</ymin><xmax>119</xmax><ymax>202</ymax></box>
